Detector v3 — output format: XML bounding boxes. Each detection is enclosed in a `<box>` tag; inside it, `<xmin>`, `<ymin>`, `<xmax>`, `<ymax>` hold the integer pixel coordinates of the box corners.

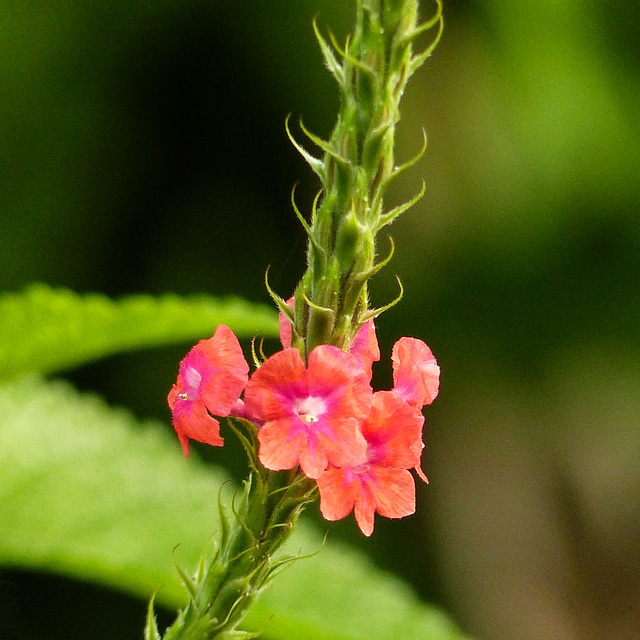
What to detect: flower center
<box><xmin>182</xmin><ymin>366</ymin><xmax>202</xmax><ymax>400</ymax></box>
<box><xmin>294</xmin><ymin>396</ymin><xmax>326</xmax><ymax>426</ymax></box>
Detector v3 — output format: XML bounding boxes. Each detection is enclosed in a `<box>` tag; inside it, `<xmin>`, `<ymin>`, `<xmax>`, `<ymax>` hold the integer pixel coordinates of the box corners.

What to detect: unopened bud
<box><xmin>307</xmin><ymin>302</ymin><xmax>336</xmax><ymax>350</ymax></box>
<box><xmin>335</xmin><ymin>207</ymin><xmax>374</xmax><ymax>276</ymax></box>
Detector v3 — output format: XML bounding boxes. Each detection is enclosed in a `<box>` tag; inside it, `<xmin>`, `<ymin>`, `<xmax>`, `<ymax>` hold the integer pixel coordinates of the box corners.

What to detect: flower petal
<box><xmin>197</xmin><ymin>324</ymin><xmax>250</xmax><ymax>415</ymax></box>
<box><xmin>365</xmin><ymin>467</ymin><xmax>416</xmax><ymax>520</ymax></box>
<box><xmin>258</xmin><ymin>418</ymin><xmax>310</xmax><ymax>472</ymax></box>
<box><xmin>306</xmin><ymin>345</ymin><xmax>372</xmax><ymax>424</ymax></box>
<box><xmin>278</xmin><ymin>297</ymin><xmax>295</xmax><ymax>348</ymax></box>
<box><xmin>361</xmin><ymin>391</ymin><xmax>424</xmax><ymax>469</ymax></box>
<box><xmin>349</xmin><ymin>320</ymin><xmax>380</xmax><ymax>379</ymax></box>
<box><xmin>317</xmin><ymin>467</ymin><xmax>359</xmax><ymax>522</ymax></box>
<box><xmin>170</xmin><ymin>396</ymin><xmax>224</xmax><ymax>456</ymax></box>
<box><xmin>392</xmin><ymin>337</ymin><xmax>440</xmax><ymax>408</ymax></box>
<box><xmin>244</xmin><ymin>348</ymin><xmax>307</xmax><ymax>421</ymax></box>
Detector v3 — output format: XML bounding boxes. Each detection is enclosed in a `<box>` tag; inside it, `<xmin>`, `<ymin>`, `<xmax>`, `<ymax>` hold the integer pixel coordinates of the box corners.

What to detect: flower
<box><xmin>316</xmin><ymin>390</ymin><xmax>425</xmax><ymax>536</ymax></box>
<box><xmin>243</xmin><ymin>344</ymin><xmax>372</xmax><ymax>479</ymax></box>
<box><xmin>391</xmin><ymin>337</ymin><xmax>440</xmax><ymax>408</ymax></box>
<box><xmin>168</xmin><ymin>324</ymin><xmax>249</xmax><ymax>457</ymax></box>
<box><xmin>349</xmin><ymin>319</ymin><xmax>380</xmax><ymax>379</ymax></box>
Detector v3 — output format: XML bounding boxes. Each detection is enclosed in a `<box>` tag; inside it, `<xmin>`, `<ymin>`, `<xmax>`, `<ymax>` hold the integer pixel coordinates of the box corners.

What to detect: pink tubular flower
<box><xmin>317</xmin><ymin>390</ymin><xmax>425</xmax><ymax>536</ymax></box>
<box><xmin>391</xmin><ymin>337</ymin><xmax>440</xmax><ymax>408</ymax></box>
<box><xmin>243</xmin><ymin>345</ymin><xmax>372</xmax><ymax>479</ymax></box>
<box><xmin>168</xmin><ymin>324</ymin><xmax>249</xmax><ymax>457</ymax></box>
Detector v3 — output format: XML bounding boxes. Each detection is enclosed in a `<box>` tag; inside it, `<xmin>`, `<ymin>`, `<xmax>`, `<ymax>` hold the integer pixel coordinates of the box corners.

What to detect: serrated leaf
<box><xmin>0</xmin><ymin>377</ymin><xmax>470</xmax><ymax>640</ymax></box>
<box><xmin>0</xmin><ymin>284</ymin><xmax>279</xmax><ymax>381</ymax></box>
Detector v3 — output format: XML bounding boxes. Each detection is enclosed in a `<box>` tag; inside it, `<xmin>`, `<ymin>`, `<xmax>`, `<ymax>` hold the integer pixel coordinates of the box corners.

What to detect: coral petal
<box><xmin>349</xmin><ymin>320</ymin><xmax>380</xmax><ymax>379</ymax></box>
<box><xmin>317</xmin><ymin>467</ymin><xmax>358</xmax><ymax>522</ymax></box>
<box><xmin>370</xmin><ymin>468</ymin><xmax>416</xmax><ymax>520</ymax></box>
<box><xmin>258</xmin><ymin>419</ymin><xmax>307</xmax><ymax>472</ymax></box>
<box><xmin>278</xmin><ymin>296</ymin><xmax>295</xmax><ymax>348</ymax></box>
<box><xmin>361</xmin><ymin>391</ymin><xmax>424</xmax><ymax>469</ymax></box>
<box><xmin>168</xmin><ymin>324</ymin><xmax>248</xmax><ymax>455</ymax></box>
<box><xmin>392</xmin><ymin>337</ymin><xmax>440</xmax><ymax>407</ymax></box>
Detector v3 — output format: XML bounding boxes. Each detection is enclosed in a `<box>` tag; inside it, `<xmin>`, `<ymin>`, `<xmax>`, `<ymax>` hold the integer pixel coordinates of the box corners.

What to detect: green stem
<box><xmin>160</xmin><ymin>466</ymin><xmax>316</xmax><ymax>640</ymax></box>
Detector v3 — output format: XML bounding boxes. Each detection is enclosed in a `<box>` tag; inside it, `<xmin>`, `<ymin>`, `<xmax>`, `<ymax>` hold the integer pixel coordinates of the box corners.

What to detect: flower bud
<box><xmin>335</xmin><ymin>206</ymin><xmax>375</xmax><ymax>278</ymax></box>
<box><xmin>307</xmin><ymin>302</ymin><xmax>336</xmax><ymax>350</ymax></box>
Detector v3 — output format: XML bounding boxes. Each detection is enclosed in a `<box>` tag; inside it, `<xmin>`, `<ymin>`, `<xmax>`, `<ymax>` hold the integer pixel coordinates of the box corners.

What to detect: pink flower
<box><xmin>168</xmin><ymin>324</ymin><xmax>249</xmax><ymax>457</ymax></box>
<box><xmin>317</xmin><ymin>390</ymin><xmax>425</xmax><ymax>536</ymax></box>
<box><xmin>349</xmin><ymin>320</ymin><xmax>380</xmax><ymax>379</ymax></box>
<box><xmin>391</xmin><ymin>337</ymin><xmax>440</xmax><ymax>408</ymax></box>
<box><xmin>243</xmin><ymin>345</ymin><xmax>372</xmax><ymax>479</ymax></box>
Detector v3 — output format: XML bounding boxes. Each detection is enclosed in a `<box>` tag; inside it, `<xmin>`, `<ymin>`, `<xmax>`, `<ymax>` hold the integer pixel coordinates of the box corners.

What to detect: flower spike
<box><xmin>160</xmin><ymin>2</ymin><xmax>443</xmax><ymax>636</ymax></box>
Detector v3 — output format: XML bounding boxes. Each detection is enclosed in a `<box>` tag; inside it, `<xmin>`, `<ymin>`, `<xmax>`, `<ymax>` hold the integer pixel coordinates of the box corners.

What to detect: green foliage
<box><xmin>248</xmin><ymin>529</ymin><xmax>469</xmax><ymax>640</ymax></box>
<box><xmin>0</xmin><ymin>375</ymin><xmax>470</xmax><ymax>640</ymax></box>
<box><xmin>0</xmin><ymin>284</ymin><xmax>279</xmax><ymax>381</ymax></box>
<box><xmin>0</xmin><ymin>375</ymin><xmax>225</xmax><ymax>604</ymax></box>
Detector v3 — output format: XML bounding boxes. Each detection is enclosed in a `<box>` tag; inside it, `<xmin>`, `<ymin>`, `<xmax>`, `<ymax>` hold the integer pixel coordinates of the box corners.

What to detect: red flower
<box><xmin>243</xmin><ymin>345</ymin><xmax>372</xmax><ymax>479</ymax></box>
<box><xmin>168</xmin><ymin>324</ymin><xmax>249</xmax><ymax>457</ymax></box>
<box><xmin>391</xmin><ymin>337</ymin><xmax>440</xmax><ymax>408</ymax></box>
<box><xmin>317</xmin><ymin>390</ymin><xmax>425</xmax><ymax>536</ymax></box>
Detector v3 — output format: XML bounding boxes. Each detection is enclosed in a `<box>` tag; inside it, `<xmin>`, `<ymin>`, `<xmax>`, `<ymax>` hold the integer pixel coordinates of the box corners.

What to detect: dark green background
<box><xmin>1</xmin><ymin>1</ymin><xmax>639</xmax><ymax>639</ymax></box>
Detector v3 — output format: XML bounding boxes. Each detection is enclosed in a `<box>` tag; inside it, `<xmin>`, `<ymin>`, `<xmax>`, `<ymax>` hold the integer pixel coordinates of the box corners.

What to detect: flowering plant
<box><xmin>157</xmin><ymin>0</ymin><xmax>444</xmax><ymax>637</ymax></box>
<box><xmin>0</xmin><ymin>1</ymin><xmax>473</xmax><ymax>639</ymax></box>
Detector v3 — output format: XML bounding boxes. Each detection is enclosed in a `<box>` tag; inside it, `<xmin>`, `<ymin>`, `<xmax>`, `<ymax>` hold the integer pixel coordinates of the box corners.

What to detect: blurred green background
<box><xmin>1</xmin><ymin>1</ymin><xmax>639</xmax><ymax>639</ymax></box>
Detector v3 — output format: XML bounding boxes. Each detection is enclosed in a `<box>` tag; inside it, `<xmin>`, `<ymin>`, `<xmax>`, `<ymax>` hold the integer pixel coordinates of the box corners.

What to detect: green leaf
<box><xmin>0</xmin><ymin>284</ymin><xmax>279</xmax><ymax>381</ymax></box>
<box><xmin>0</xmin><ymin>377</ymin><xmax>470</xmax><ymax>640</ymax></box>
<box><xmin>0</xmin><ymin>375</ymin><xmax>227</xmax><ymax>604</ymax></box>
<box><xmin>246</xmin><ymin>533</ymin><xmax>470</xmax><ymax>640</ymax></box>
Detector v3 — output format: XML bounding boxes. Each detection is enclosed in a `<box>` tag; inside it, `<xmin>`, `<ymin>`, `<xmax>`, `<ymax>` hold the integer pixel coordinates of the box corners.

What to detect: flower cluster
<box><xmin>169</xmin><ymin>319</ymin><xmax>439</xmax><ymax>536</ymax></box>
